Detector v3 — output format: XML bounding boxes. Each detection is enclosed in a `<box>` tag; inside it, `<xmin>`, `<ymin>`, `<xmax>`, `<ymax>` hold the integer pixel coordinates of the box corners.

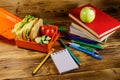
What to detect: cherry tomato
<box><xmin>41</xmin><ymin>26</ymin><xmax>45</xmax><ymax>34</ymax></box>
<box><xmin>45</xmin><ymin>28</ymin><xmax>51</xmax><ymax>36</ymax></box>
<box><xmin>40</xmin><ymin>25</ymin><xmax>48</xmax><ymax>34</ymax></box>
<box><xmin>40</xmin><ymin>25</ymin><xmax>56</xmax><ymax>37</ymax></box>
<box><xmin>49</xmin><ymin>28</ymin><xmax>55</xmax><ymax>37</ymax></box>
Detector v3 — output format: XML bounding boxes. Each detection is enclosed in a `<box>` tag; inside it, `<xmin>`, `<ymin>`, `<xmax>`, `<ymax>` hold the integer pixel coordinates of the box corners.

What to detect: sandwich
<box><xmin>12</xmin><ymin>15</ymin><xmax>43</xmax><ymax>41</ymax></box>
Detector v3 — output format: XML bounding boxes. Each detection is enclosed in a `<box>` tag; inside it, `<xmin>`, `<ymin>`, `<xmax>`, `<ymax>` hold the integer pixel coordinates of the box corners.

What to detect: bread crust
<box><xmin>22</xmin><ymin>18</ymin><xmax>38</xmax><ymax>40</ymax></box>
<box><xmin>29</xmin><ymin>19</ymin><xmax>43</xmax><ymax>41</ymax></box>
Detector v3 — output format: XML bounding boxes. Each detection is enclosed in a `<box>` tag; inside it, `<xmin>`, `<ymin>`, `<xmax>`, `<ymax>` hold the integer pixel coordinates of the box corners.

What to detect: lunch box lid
<box><xmin>0</xmin><ymin>8</ymin><xmax>21</xmax><ymax>39</ymax></box>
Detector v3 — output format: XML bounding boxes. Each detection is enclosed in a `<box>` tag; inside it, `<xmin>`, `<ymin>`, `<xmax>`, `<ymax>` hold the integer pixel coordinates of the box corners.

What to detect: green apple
<box><xmin>80</xmin><ymin>7</ymin><xmax>96</xmax><ymax>23</ymax></box>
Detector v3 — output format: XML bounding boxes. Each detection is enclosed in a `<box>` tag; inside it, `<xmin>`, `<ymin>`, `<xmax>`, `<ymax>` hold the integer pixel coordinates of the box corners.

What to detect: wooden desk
<box><xmin>0</xmin><ymin>29</ymin><xmax>120</xmax><ymax>80</ymax></box>
<box><xmin>0</xmin><ymin>0</ymin><xmax>120</xmax><ymax>79</ymax></box>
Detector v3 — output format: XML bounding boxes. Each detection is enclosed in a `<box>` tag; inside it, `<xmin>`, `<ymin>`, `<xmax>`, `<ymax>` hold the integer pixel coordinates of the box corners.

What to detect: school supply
<box><xmin>50</xmin><ymin>49</ymin><xmax>79</xmax><ymax>74</ymax></box>
<box><xmin>69</xmin><ymin>23</ymin><xmax>115</xmax><ymax>42</ymax></box>
<box><xmin>32</xmin><ymin>48</ymin><xmax>54</xmax><ymax>75</ymax></box>
<box><xmin>69</xmin><ymin>42</ymin><xmax>99</xmax><ymax>54</ymax></box>
<box><xmin>59</xmin><ymin>39</ymin><xmax>81</xmax><ymax>65</ymax></box>
<box><xmin>65</xmin><ymin>33</ymin><xmax>98</xmax><ymax>44</ymax></box>
<box><xmin>69</xmin><ymin>43</ymin><xmax>102</xmax><ymax>60</ymax></box>
<box><xmin>71</xmin><ymin>40</ymin><xmax>103</xmax><ymax>50</ymax></box>
<box><xmin>69</xmin><ymin>4</ymin><xmax>120</xmax><ymax>39</ymax></box>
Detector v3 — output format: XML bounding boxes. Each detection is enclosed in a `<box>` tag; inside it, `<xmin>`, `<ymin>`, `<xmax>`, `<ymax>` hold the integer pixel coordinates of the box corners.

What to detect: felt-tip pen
<box><xmin>69</xmin><ymin>43</ymin><xmax>102</xmax><ymax>60</ymax></box>
<box><xmin>69</xmin><ymin>42</ymin><xmax>99</xmax><ymax>54</ymax></box>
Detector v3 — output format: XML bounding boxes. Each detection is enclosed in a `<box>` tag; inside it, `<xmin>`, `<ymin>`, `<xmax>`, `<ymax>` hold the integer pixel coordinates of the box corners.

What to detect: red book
<box><xmin>69</xmin><ymin>4</ymin><xmax>120</xmax><ymax>38</ymax></box>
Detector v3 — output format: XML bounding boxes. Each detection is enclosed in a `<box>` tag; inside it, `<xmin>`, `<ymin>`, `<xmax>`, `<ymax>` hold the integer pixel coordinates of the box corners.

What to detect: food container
<box><xmin>15</xmin><ymin>27</ymin><xmax>60</xmax><ymax>52</ymax></box>
<box><xmin>0</xmin><ymin>8</ymin><xmax>60</xmax><ymax>52</ymax></box>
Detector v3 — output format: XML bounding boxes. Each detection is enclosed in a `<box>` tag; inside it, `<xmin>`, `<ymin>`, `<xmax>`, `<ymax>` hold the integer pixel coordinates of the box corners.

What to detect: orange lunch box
<box><xmin>0</xmin><ymin>8</ymin><xmax>60</xmax><ymax>52</ymax></box>
<box><xmin>15</xmin><ymin>26</ymin><xmax>60</xmax><ymax>52</ymax></box>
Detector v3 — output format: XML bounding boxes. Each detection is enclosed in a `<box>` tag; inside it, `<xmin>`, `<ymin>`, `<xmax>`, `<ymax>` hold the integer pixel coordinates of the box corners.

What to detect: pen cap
<box><xmin>92</xmin><ymin>54</ymin><xmax>102</xmax><ymax>60</ymax></box>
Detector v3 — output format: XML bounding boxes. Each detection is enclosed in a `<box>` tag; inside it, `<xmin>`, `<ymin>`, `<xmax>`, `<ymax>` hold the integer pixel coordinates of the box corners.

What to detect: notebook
<box><xmin>50</xmin><ymin>49</ymin><xmax>79</xmax><ymax>74</ymax></box>
<box><xmin>69</xmin><ymin>23</ymin><xmax>115</xmax><ymax>42</ymax></box>
<box><xmin>69</xmin><ymin>4</ymin><xmax>120</xmax><ymax>38</ymax></box>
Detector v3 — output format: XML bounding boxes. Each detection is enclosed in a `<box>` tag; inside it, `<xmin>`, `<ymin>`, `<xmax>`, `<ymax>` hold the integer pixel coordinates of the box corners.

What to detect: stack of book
<box><xmin>68</xmin><ymin>4</ymin><xmax>120</xmax><ymax>43</ymax></box>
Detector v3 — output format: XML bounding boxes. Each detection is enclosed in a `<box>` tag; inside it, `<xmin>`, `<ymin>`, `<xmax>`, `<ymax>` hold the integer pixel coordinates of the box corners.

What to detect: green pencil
<box><xmin>59</xmin><ymin>39</ymin><xmax>81</xmax><ymax>65</ymax></box>
<box><xmin>72</xmin><ymin>40</ymin><xmax>103</xmax><ymax>50</ymax></box>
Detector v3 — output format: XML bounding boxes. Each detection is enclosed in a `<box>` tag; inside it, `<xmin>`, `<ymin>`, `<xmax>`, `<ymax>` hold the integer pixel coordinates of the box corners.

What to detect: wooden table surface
<box><xmin>0</xmin><ymin>0</ymin><xmax>120</xmax><ymax>80</ymax></box>
<box><xmin>0</xmin><ymin>28</ymin><xmax>120</xmax><ymax>80</ymax></box>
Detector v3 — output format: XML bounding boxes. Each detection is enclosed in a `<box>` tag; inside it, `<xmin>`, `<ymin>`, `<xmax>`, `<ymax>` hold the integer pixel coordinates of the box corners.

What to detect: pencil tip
<box><xmin>32</xmin><ymin>72</ymin><xmax>35</xmax><ymax>76</ymax></box>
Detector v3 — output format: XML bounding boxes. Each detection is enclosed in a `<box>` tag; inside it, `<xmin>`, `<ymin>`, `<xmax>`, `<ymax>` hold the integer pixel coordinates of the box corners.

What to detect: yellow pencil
<box><xmin>32</xmin><ymin>48</ymin><xmax>54</xmax><ymax>75</ymax></box>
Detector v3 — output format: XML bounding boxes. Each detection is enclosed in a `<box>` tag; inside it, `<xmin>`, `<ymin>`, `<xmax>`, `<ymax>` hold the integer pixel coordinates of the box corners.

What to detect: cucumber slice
<box><xmin>35</xmin><ymin>35</ymin><xmax>51</xmax><ymax>44</ymax></box>
<box><xmin>42</xmin><ymin>40</ymin><xmax>49</xmax><ymax>44</ymax></box>
<box><xmin>45</xmin><ymin>36</ymin><xmax>51</xmax><ymax>41</ymax></box>
<box><xmin>41</xmin><ymin>35</ymin><xmax>46</xmax><ymax>41</ymax></box>
<box><xmin>35</xmin><ymin>37</ymin><xmax>42</xmax><ymax>44</ymax></box>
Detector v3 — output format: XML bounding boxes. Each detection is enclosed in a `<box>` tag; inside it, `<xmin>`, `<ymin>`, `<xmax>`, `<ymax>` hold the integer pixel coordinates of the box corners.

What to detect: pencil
<box><xmin>71</xmin><ymin>40</ymin><xmax>103</xmax><ymax>49</ymax></box>
<box><xmin>59</xmin><ymin>39</ymin><xmax>81</xmax><ymax>65</ymax></box>
<box><xmin>32</xmin><ymin>48</ymin><xmax>54</xmax><ymax>75</ymax></box>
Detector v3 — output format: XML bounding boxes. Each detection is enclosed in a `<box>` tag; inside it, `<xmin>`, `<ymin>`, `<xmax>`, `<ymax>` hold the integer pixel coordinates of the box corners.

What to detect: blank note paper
<box><xmin>50</xmin><ymin>49</ymin><xmax>79</xmax><ymax>74</ymax></box>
